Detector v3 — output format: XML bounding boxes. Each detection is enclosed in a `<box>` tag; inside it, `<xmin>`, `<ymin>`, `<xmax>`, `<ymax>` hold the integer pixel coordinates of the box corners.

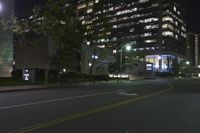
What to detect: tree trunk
<box><xmin>44</xmin><ymin>61</ymin><xmax>50</xmax><ymax>88</ymax></box>
<box><xmin>44</xmin><ymin>68</ymin><xmax>49</xmax><ymax>88</ymax></box>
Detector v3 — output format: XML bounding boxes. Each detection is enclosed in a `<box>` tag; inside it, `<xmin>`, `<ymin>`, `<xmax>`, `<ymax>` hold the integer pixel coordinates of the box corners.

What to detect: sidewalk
<box><xmin>0</xmin><ymin>79</ymin><xmax>157</xmax><ymax>93</ymax></box>
<box><xmin>0</xmin><ymin>82</ymin><xmax>105</xmax><ymax>92</ymax></box>
<box><xmin>0</xmin><ymin>85</ymin><xmax>45</xmax><ymax>92</ymax></box>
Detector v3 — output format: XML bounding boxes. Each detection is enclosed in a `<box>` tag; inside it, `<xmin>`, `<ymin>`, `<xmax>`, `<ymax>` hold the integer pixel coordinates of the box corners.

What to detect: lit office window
<box><xmin>162</xmin><ymin>16</ymin><xmax>173</xmax><ymax>23</ymax></box>
<box><xmin>181</xmin><ymin>26</ymin><xmax>186</xmax><ymax>32</ymax></box>
<box><xmin>162</xmin><ymin>24</ymin><xmax>174</xmax><ymax>30</ymax></box>
<box><xmin>77</xmin><ymin>4</ymin><xmax>86</xmax><ymax>9</ymax></box>
<box><xmin>129</xmin><ymin>28</ymin><xmax>134</xmax><ymax>32</ymax></box>
<box><xmin>144</xmin><ymin>24</ymin><xmax>158</xmax><ymax>29</ymax></box>
<box><xmin>139</xmin><ymin>0</ymin><xmax>149</xmax><ymax>3</ymax></box>
<box><xmin>145</xmin><ymin>39</ymin><xmax>156</xmax><ymax>43</ymax></box>
<box><xmin>87</xmin><ymin>8</ymin><xmax>93</xmax><ymax>13</ymax></box>
<box><xmin>162</xmin><ymin>31</ymin><xmax>173</xmax><ymax>37</ymax></box>
<box><xmin>88</xmin><ymin>1</ymin><xmax>94</xmax><ymax>6</ymax></box>
<box><xmin>174</xmin><ymin>6</ymin><xmax>177</xmax><ymax>12</ymax></box>
<box><xmin>143</xmin><ymin>33</ymin><xmax>152</xmax><ymax>37</ymax></box>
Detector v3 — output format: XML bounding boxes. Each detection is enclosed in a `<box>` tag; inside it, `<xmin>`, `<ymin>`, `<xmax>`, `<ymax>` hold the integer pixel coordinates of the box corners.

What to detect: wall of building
<box><xmin>77</xmin><ymin>0</ymin><xmax>186</xmax><ymax>74</ymax></box>
<box><xmin>0</xmin><ymin>0</ymin><xmax>14</xmax><ymax>77</ymax></box>
<box><xmin>14</xmin><ymin>36</ymin><xmax>49</xmax><ymax>70</ymax></box>
<box><xmin>186</xmin><ymin>33</ymin><xmax>200</xmax><ymax>67</ymax></box>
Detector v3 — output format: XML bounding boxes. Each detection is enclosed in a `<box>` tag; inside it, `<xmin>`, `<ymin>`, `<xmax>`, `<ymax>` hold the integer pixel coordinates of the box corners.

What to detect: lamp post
<box><xmin>186</xmin><ymin>61</ymin><xmax>190</xmax><ymax>66</ymax></box>
<box><xmin>185</xmin><ymin>61</ymin><xmax>190</xmax><ymax>77</ymax></box>
<box><xmin>120</xmin><ymin>44</ymin><xmax>132</xmax><ymax>81</ymax></box>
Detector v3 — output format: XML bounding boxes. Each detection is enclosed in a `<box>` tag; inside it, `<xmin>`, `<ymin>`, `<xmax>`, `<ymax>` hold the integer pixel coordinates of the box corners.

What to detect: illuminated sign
<box><xmin>146</xmin><ymin>64</ymin><xmax>153</xmax><ymax>71</ymax></box>
<box><xmin>23</xmin><ymin>69</ymin><xmax>30</xmax><ymax>81</ymax></box>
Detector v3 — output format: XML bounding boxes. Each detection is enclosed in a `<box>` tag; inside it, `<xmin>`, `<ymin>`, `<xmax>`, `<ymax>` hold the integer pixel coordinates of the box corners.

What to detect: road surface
<box><xmin>0</xmin><ymin>79</ymin><xmax>200</xmax><ymax>133</ymax></box>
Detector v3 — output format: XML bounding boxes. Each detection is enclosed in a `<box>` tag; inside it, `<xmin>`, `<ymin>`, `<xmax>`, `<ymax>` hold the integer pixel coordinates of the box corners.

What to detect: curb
<box><xmin>0</xmin><ymin>86</ymin><xmax>46</xmax><ymax>93</ymax></box>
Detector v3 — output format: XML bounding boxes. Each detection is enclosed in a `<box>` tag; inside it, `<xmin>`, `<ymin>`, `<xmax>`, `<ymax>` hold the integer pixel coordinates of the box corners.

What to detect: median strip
<box><xmin>7</xmin><ymin>83</ymin><xmax>174</xmax><ymax>133</ymax></box>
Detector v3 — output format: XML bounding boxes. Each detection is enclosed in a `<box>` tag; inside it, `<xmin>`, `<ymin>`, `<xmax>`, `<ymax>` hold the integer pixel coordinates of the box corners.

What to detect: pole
<box><xmin>120</xmin><ymin>44</ymin><xmax>123</xmax><ymax>82</ymax></box>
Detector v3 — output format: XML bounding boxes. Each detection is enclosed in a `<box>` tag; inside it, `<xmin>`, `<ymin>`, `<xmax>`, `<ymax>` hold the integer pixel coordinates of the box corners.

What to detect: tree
<box><xmin>126</xmin><ymin>51</ymin><xmax>145</xmax><ymax>65</ymax></box>
<box><xmin>81</xmin><ymin>0</ymin><xmax>112</xmax><ymax>79</ymax></box>
<box><xmin>172</xmin><ymin>57</ymin><xmax>180</xmax><ymax>76</ymax></box>
<box><xmin>2</xmin><ymin>0</ymin><xmax>84</xmax><ymax>86</ymax></box>
<box><xmin>108</xmin><ymin>56</ymin><xmax>120</xmax><ymax>75</ymax></box>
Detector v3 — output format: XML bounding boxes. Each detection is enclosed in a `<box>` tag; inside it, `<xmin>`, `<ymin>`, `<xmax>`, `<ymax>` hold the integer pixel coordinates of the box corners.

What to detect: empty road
<box><xmin>0</xmin><ymin>79</ymin><xmax>200</xmax><ymax>133</ymax></box>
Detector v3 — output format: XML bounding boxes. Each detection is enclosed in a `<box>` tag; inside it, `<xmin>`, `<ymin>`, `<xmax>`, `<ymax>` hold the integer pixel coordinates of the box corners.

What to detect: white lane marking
<box><xmin>0</xmin><ymin>90</ymin><xmax>119</xmax><ymax>110</ymax></box>
<box><xmin>118</xmin><ymin>92</ymin><xmax>138</xmax><ymax>96</ymax></box>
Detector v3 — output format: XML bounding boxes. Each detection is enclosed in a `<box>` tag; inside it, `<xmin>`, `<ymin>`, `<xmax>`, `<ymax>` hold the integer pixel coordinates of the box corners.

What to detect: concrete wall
<box><xmin>14</xmin><ymin>37</ymin><xmax>48</xmax><ymax>70</ymax></box>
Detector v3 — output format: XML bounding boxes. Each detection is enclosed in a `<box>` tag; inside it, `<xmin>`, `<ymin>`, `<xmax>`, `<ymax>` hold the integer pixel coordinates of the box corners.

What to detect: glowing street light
<box><xmin>186</xmin><ymin>61</ymin><xmax>190</xmax><ymax>65</ymax></box>
<box><xmin>63</xmin><ymin>68</ymin><xmax>66</xmax><ymax>73</ymax></box>
<box><xmin>126</xmin><ymin>45</ymin><xmax>132</xmax><ymax>51</ymax></box>
<box><xmin>119</xmin><ymin>42</ymin><xmax>135</xmax><ymax>81</ymax></box>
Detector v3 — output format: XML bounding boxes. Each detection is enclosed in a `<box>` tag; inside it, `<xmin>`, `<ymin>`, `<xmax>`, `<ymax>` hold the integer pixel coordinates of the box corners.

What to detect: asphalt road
<box><xmin>0</xmin><ymin>79</ymin><xmax>200</xmax><ymax>133</ymax></box>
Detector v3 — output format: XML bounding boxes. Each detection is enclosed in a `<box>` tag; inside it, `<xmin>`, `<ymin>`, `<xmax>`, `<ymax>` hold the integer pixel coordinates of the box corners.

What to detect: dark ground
<box><xmin>0</xmin><ymin>79</ymin><xmax>200</xmax><ymax>133</ymax></box>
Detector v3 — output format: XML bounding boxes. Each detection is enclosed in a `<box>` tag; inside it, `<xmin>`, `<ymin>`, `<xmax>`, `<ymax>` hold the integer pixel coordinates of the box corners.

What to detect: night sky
<box><xmin>186</xmin><ymin>0</ymin><xmax>200</xmax><ymax>33</ymax></box>
<box><xmin>15</xmin><ymin>0</ymin><xmax>199</xmax><ymax>33</ymax></box>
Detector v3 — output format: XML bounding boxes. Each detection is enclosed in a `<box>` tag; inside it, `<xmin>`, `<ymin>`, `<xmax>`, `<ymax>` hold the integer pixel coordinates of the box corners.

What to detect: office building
<box><xmin>0</xmin><ymin>0</ymin><xmax>14</xmax><ymax>77</ymax></box>
<box><xmin>77</xmin><ymin>0</ymin><xmax>186</xmax><ymax>73</ymax></box>
<box><xmin>186</xmin><ymin>33</ymin><xmax>200</xmax><ymax>67</ymax></box>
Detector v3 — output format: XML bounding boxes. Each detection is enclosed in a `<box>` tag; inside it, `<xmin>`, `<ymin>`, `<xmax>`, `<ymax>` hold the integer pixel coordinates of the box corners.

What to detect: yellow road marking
<box><xmin>7</xmin><ymin>83</ymin><xmax>174</xmax><ymax>133</ymax></box>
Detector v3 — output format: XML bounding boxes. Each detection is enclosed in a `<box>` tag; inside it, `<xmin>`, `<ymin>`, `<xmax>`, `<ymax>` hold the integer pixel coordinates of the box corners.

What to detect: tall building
<box><xmin>77</xmin><ymin>0</ymin><xmax>186</xmax><ymax>73</ymax></box>
<box><xmin>0</xmin><ymin>0</ymin><xmax>14</xmax><ymax>77</ymax></box>
<box><xmin>186</xmin><ymin>33</ymin><xmax>200</xmax><ymax>67</ymax></box>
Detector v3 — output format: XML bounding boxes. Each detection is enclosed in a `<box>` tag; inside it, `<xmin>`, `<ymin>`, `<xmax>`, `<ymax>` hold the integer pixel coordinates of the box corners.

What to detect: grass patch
<box><xmin>0</xmin><ymin>78</ymin><xmax>29</xmax><ymax>86</ymax></box>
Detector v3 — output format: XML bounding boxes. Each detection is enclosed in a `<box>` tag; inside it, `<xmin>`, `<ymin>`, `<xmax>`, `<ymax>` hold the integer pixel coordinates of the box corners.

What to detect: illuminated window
<box><xmin>113</xmin><ymin>25</ymin><xmax>117</xmax><ymax>28</ymax></box>
<box><xmin>174</xmin><ymin>6</ymin><xmax>177</xmax><ymax>12</ymax></box>
<box><xmin>113</xmin><ymin>50</ymin><xmax>117</xmax><ymax>54</ymax></box>
<box><xmin>87</xmin><ymin>8</ymin><xmax>93</xmax><ymax>13</ymax></box>
<box><xmin>144</xmin><ymin>24</ymin><xmax>158</xmax><ymax>29</ymax></box>
<box><xmin>162</xmin><ymin>31</ymin><xmax>173</xmax><ymax>37</ymax></box>
<box><xmin>175</xmin><ymin>34</ymin><xmax>178</xmax><ymax>39</ymax></box>
<box><xmin>77</xmin><ymin>4</ymin><xmax>86</xmax><ymax>9</ymax></box>
<box><xmin>162</xmin><ymin>16</ymin><xmax>173</xmax><ymax>23</ymax></box>
<box><xmin>141</xmin><ymin>18</ymin><xmax>158</xmax><ymax>23</ymax></box>
<box><xmin>143</xmin><ymin>33</ymin><xmax>152</xmax><ymax>37</ymax></box>
<box><xmin>162</xmin><ymin>24</ymin><xmax>174</xmax><ymax>30</ymax></box>
<box><xmin>129</xmin><ymin>28</ymin><xmax>134</xmax><ymax>32</ymax></box>
<box><xmin>139</xmin><ymin>0</ymin><xmax>149</xmax><ymax>3</ymax></box>
<box><xmin>86</xmin><ymin>41</ymin><xmax>91</xmax><ymax>45</ymax></box>
<box><xmin>88</xmin><ymin>1</ymin><xmax>94</xmax><ymax>6</ymax></box>
<box><xmin>145</xmin><ymin>39</ymin><xmax>156</xmax><ymax>43</ymax></box>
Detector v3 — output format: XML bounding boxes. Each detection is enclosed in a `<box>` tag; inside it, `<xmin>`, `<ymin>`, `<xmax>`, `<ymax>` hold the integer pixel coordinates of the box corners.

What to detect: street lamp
<box><xmin>126</xmin><ymin>45</ymin><xmax>131</xmax><ymax>51</ymax></box>
<box><xmin>120</xmin><ymin>44</ymin><xmax>132</xmax><ymax>81</ymax></box>
<box><xmin>185</xmin><ymin>61</ymin><xmax>191</xmax><ymax>77</ymax></box>
<box><xmin>186</xmin><ymin>61</ymin><xmax>190</xmax><ymax>65</ymax></box>
<box><xmin>63</xmin><ymin>68</ymin><xmax>66</xmax><ymax>73</ymax></box>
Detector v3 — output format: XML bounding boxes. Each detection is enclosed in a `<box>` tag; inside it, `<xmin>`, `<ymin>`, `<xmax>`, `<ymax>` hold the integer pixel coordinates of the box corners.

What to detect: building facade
<box><xmin>0</xmin><ymin>0</ymin><xmax>14</xmax><ymax>77</ymax></box>
<box><xmin>77</xmin><ymin>0</ymin><xmax>186</xmax><ymax>74</ymax></box>
<box><xmin>186</xmin><ymin>33</ymin><xmax>200</xmax><ymax>67</ymax></box>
